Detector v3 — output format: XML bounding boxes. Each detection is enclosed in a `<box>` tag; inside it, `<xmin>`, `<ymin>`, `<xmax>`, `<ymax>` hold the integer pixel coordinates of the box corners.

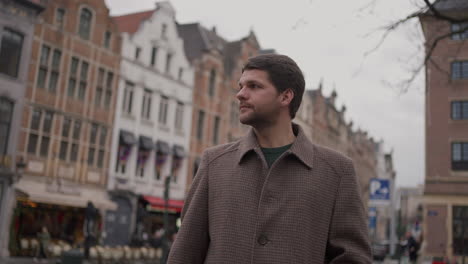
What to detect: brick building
<box><xmin>419</xmin><ymin>0</ymin><xmax>468</xmax><ymax>260</ymax></box>
<box><xmin>8</xmin><ymin>0</ymin><xmax>121</xmax><ymax>255</ymax></box>
<box><xmin>0</xmin><ymin>0</ymin><xmax>44</xmax><ymax>257</ymax></box>
<box><xmin>178</xmin><ymin>24</ymin><xmax>260</xmax><ymax>191</ymax></box>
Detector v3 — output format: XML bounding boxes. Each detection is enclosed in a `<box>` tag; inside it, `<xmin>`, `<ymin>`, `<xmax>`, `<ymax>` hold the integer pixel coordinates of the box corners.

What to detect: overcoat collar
<box><xmin>237</xmin><ymin>123</ymin><xmax>315</xmax><ymax>169</ymax></box>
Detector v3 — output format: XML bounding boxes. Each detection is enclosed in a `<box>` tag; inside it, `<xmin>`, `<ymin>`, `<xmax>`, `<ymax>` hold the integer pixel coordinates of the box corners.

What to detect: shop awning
<box><xmin>156</xmin><ymin>140</ymin><xmax>171</xmax><ymax>155</ymax></box>
<box><xmin>120</xmin><ymin>130</ymin><xmax>137</xmax><ymax>145</ymax></box>
<box><xmin>173</xmin><ymin>145</ymin><xmax>186</xmax><ymax>158</ymax></box>
<box><xmin>139</xmin><ymin>135</ymin><xmax>154</xmax><ymax>150</ymax></box>
<box><xmin>142</xmin><ymin>195</ymin><xmax>184</xmax><ymax>213</ymax></box>
<box><xmin>15</xmin><ymin>179</ymin><xmax>117</xmax><ymax>211</ymax></box>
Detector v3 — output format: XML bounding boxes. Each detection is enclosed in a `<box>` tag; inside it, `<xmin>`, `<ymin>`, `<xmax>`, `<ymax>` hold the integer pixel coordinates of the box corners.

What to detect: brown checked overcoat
<box><xmin>168</xmin><ymin>124</ymin><xmax>372</xmax><ymax>264</ymax></box>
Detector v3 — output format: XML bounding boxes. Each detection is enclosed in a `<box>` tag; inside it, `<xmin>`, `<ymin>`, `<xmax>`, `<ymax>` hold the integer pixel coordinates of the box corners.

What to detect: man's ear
<box><xmin>280</xmin><ymin>89</ymin><xmax>294</xmax><ymax>106</ymax></box>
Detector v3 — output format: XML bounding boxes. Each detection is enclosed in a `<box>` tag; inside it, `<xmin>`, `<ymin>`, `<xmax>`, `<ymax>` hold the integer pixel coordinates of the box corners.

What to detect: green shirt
<box><xmin>261</xmin><ymin>143</ymin><xmax>293</xmax><ymax>168</ymax></box>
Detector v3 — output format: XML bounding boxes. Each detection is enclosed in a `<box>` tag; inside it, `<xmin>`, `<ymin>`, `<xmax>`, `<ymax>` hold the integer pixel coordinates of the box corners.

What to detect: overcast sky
<box><xmin>105</xmin><ymin>0</ymin><xmax>426</xmax><ymax>188</ymax></box>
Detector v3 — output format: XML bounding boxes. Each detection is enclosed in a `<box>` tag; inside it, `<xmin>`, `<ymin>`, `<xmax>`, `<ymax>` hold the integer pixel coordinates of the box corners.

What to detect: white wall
<box><xmin>108</xmin><ymin>2</ymin><xmax>194</xmax><ymax>201</ymax></box>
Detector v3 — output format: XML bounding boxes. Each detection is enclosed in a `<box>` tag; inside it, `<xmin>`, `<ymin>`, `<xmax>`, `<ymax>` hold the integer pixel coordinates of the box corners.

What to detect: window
<box><xmin>78</xmin><ymin>8</ymin><xmax>92</xmax><ymax>40</ymax></box>
<box><xmin>213</xmin><ymin>116</ymin><xmax>220</xmax><ymax>144</ymax></box>
<box><xmin>67</xmin><ymin>57</ymin><xmax>88</xmax><ymax>99</ymax></box>
<box><xmin>150</xmin><ymin>47</ymin><xmax>157</xmax><ymax>67</ymax></box>
<box><xmin>208</xmin><ymin>69</ymin><xmax>216</xmax><ymax>97</ymax></box>
<box><xmin>161</xmin><ymin>23</ymin><xmax>167</xmax><ymax>39</ymax></box>
<box><xmin>104</xmin><ymin>72</ymin><xmax>113</xmax><ymax>108</ymax></box>
<box><xmin>0</xmin><ymin>28</ymin><xmax>23</xmax><ymax>78</ymax></box>
<box><xmin>451</xmin><ymin>23</ymin><xmax>468</xmax><ymax>40</ymax></box>
<box><xmin>27</xmin><ymin>109</ymin><xmax>54</xmax><ymax>157</ymax></box>
<box><xmin>0</xmin><ymin>98</ymin><xmax>14</xmax><ymax>155</ymax></box>
<box><xmin>78</xmin><ymin>61</ymin><xmax>89</xmax><ymax>100</ymax></box>
<box><xmin>141</xmin><ymin>89</ymin><xmax>152</xmax><ymax>120</ymax></box>
<box><xmin>452</xmin><ymin>206</ymin><xmax>468</xmax><ymax>255</ymax></box>
<box><xmin>122</xmin><ymin>81</ymin><xmax>134</xmax><ymax>114</ymax></box>
<box><xmin>452</xmin><ymin>142</ymin><xmax>468</xmax><ymax>170</ymax></box>
<box><xmin>452</xmin><ymin>101</ymin><xmax>468</xmax><ymax>120</ymax></box>
<box><xmin>158</xmin><ymin>96</ymin><xmax>169</xmax><ymax>125</ymax></box>
<box><xmin>452</xmin><ymin>61</ymin><xmax>468</xmax><ymax>80</ymax></box>
<box><xmin>175</xmin><ymin>102</ymin><xmax>184</xmax><ymax>131</ymax></box>
<box><xmin>103</xmin><ymin>31</ymin><xmax>111</xmax><ymax>48</ymax></box>
<box><xmin>178</xmin><ymin>67</ymin><xmax>183</xmax><ymax>81</ymax></box>
<box><xmin>165</xmin><ymin>53</ymin><xmax>172</xmax><ymax>73</ymax></box>
<box><xmin>59</xmin><ymin>117</ymin><xmax>80</xmax><ymax>162</ymax></box>
<box><xmin>56</xmin><ymin>8</ymin><xmax>65</xmax><ymax>28</ymax></box>
<box><xmin>95</xmin><ymin>68</ymin><xmax>105</xmax><ymax>106</ymax></box>
<box><xmin>88</xmin><ymin>123</ymin><xmax>106</xmax><ymax>168</ymax></box>
<box><xmin>37</xmin><ymin>45</ymin><xmax>61</xmax><ymax>93</ymax></box>
<box><xmin>135</xmin><ymin>47</ymin><xmax>141</xmax><ymax>60</ymax></box>
<box><xmin>197</xmin><ymin>110</ymin><xmax>205</xmax><ymax>141</ymax></box>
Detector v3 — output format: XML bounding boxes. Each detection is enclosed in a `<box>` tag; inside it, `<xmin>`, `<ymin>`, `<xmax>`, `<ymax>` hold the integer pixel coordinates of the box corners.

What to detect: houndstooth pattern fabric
<box><xmin>168</xmin><ymin>124</ymin><xmax>372</xmax><ymax>264</ymax></box>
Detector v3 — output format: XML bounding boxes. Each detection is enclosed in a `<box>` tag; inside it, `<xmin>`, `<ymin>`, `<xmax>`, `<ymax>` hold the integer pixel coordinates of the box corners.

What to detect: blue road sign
<box><xmin>369</xmin><ymin>178</ymin><xmax>391</xmax><ymax>201</ymax></box>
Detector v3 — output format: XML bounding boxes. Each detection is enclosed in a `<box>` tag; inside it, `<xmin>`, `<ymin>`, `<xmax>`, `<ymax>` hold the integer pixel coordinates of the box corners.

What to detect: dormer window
<box><xmin>78</xmin><ymin>8</ymin><xmax>92</xmax><ymax>40</ymax></box>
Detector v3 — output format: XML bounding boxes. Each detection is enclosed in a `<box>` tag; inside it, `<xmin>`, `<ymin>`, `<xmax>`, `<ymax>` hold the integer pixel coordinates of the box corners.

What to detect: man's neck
<box><xmin>253</xmin><ymin>121</ymin><xmax>296</xmax><ymax>148</ymax></box>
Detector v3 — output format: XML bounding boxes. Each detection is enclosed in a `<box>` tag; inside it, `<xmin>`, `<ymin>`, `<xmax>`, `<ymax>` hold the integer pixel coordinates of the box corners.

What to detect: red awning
<box><xmin>142</xmin><ymin>195</ymin><xmax>184</xmax><ymax>213</ymax></box>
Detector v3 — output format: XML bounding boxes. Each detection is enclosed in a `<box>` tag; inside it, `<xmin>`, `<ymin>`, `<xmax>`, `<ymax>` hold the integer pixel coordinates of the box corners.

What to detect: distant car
<box><xmin>372</xmin><ymin>242</ymin><xmax>389</xmax><ymax>261</ymax></box>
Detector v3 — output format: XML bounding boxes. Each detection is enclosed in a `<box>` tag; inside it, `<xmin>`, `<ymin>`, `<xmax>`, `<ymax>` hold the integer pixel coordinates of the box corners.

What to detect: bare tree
<box><xmin>366</xmin><ymin>0</ymin><xmax>468</xmax><ymax>92</ymax></box>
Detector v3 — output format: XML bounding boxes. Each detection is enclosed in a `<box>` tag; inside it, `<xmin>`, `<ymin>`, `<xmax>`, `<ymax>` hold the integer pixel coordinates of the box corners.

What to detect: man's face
<box><xmin>237</xmin><ymin>69</ymin><xmax>283</xmax><ymax>126</ymax></box>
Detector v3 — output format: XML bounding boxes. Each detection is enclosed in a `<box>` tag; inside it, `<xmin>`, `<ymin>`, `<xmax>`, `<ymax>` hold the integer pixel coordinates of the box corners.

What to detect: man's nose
<box><xmin>236</xmin><ymin>87</ymin><xmax>247</xmax><ymax>101</ymax></box>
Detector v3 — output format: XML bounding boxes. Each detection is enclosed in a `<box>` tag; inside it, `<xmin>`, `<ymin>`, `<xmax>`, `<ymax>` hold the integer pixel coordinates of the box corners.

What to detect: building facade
<box><xmin>108</xmin><ymin>2</ymin><xmax>193</xmax><ymax>246</ymax></box>
<box><xmin>178</xmin><ymin>24</ymin><xmax>260</xmax><ymax>191</ymax></box>
<box><xmin>8</xmin><ymin>0</ymin><xmax>121</xmax><ymax>256</ymax></box>
<box><xmin>0</xmin><ymin>0</ymin><xmax>44</xmax><ymax>257</ymax></box>
<box><xmin>420</xmin><ymin>1</ymin><xmax>468</xmax><ymax>261</ymax></box>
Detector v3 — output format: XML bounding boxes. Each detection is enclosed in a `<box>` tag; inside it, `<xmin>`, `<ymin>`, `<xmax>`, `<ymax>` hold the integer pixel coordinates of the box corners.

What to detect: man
<box><xmin>168</xmin><ymin>54</ymin><xmax>371</xmax><ymax>263</ymax></box>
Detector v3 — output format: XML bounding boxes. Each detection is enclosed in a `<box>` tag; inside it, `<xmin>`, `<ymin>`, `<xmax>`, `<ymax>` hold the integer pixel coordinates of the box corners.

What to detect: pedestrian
<box><xmin>167</xmin><ymin>54</ymin><xmax>371</xmax><ymax>263</ymax></box>
<box><xmin>406</xmin><ymin>232</ymin><xmax>420</xmax><ymax>264</ymax></box>
<box><xmin>34</xmin><ymin>226</ymin><xmax>50</xmax><ymax>263</ymax></box>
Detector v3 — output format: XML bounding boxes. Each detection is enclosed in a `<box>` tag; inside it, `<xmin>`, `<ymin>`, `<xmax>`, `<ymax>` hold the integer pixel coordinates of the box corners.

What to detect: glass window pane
<box><xmin>40</xmin><ymin>136</ymin><xmax>50</xmax><ymax>157</ymax></box>
<box><xmin>452</xmin><ymin>102</ymin><xmax>461</xmax><ymax>120</ymax></box>
<box><xmin>78</xmin><ymin>81</ymin><xmax>86</xmax><ymax>100</ymax></box>
<box><xmin>36</xmin><ymin>68</ymin><xmax>47</xmax><ymax>88</ymax></box>
<box><xmin>95</xmin><ymin>88</ymin><xmax>102</xmax><ymax>106</ymax></box>
<box><xmin>0</xmin><ymin>29</ymin><xmax>23</xmax><ymax>78</ymax></box>
<box><xmin>452</xmin><ymin>23</ymin><xmax>461</xmax><ymax>40</ymax></box>
<box><xmin>87</xmin><ymin>147</ymin><xmax>95</xmax><ymax>165</ymax></box>
<box><xmin>30</xmin><ymin>110</ymin><xmax>41</xmax><ymax>130</ymax></box>
<box><xmin>452</xmin><ymin>62</ymin><xmax>461</xmax><ymax>80</ymax></box>
<box><xmin>99</xmin><ymin>127</ymin><xmax>107</xmax><ymax>146</ymax></box>
<box><xmin>98</xmin><ymin>68</ymin><xmax>104</xmax><ymax>85</ymax></box>
<box><xmin>106</xmin><ymin>72</ymin><xmax>113</xmax><ymax>89</ymax></box>
<box><xmin>59</xmin><ymin>141</ymin><xmax>68</xmax><ymax>160</ymax></box>
<box><xmin>72</xmin><ymin>121</ymin><xmax>81</xmax><ymax>140</ymax></box>
<box><xmin>42</xmin><ymin>111</ymin><xmax>53</xmax><ymax>133</ymax></box>
<box><xmin>90</xmin><ymin>124</ymin><xmax>98</xmax><ymax>144</ymax></box>
<box><xmin>463</xmin><ymin>102</ymin><xmax>468</xmax><ymax>119</ymax></box>
<box><xmin>62</xmin><ymin>117</ymin><xmax>71</xmax><ymax>137</ymax></box>
<box><xmin>27</xmin><ymin>133</ymin><xmax>38</xmax><ymax>154</ymax></box>
<box><xmin>463</xmin><ymin>62</ymin><xmax>468</xmax><ymax>79</ymax></box>
<box><xmin>453</xmin><ymin>143</ymin><xmax>462</xmax><ymax>161</ymax></box>
<box><xmin>40</xmin><ymin>45</ymin><xmax>50</xmax><ymax>66</ymax></box>
<box><xmin>104</xmin><ymin>90</ymin><xmax>111</xmax><ymax>108</ymax></box>
<box><xmin>104</xmin><ymin>31</ymin><xmax>111</xmax><ymax>48</ymax></box>
<box><xmin>0</xmin><ymin>124</ymin><xmax>9</xmax><ymax>155</ymax></box>
<box><xmin>79</xmin><ymin>8</ymin><xmax>92</xmax><ymax>40</ymax></box>
<box><xmin>0</xmin><ymin>97</ymin><xmax>14</xmax><ymax>123</ymax></box>
<box><xmin>463</xmin><ymin>143</ymin><xmax>468</xmax><ymax>161</ymax></box>
<box><xmin>48</xmin><ymin>72</ymin><xmax>58</xmax><ymax>92</ymax></box>
<box><xmin>70</xmin><ymin>57</ymin><xmax>79</xmax><ymax>75</ymax></box>
<box><xmin>51</xmin><ymin>50</ymin><xmax>61</xmax><ymax>69</ymax></box>
<box><xmin>97</xmin><ymin>150</ymin><xmax>104</xmax><ymax>168</ymax></box>
<box><xmin>70</xmin><ymin>144</ymin><xmax>78</xmax><ymax>162</ymax></box>
<box><xmin>80</xmin><ymin>61</ymin><xmax>89</xmax><ymax>80</ymax></box>
<box><xmin>67</xmin><ymin>78</ymin><xmax>76</xmax><ymax>97</ymax></box>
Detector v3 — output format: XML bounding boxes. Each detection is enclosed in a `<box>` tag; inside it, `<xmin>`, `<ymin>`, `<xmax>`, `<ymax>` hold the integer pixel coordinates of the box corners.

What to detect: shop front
<box><xmin>8</xmin><ymin>178</ymin><xmax>116</xmax><ymax>257</ymax></box>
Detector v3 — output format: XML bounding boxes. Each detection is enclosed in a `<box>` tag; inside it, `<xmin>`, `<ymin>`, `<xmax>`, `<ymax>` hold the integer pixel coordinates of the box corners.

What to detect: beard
<box><xmin>239</xmin><ymin>105</ymin><xmax>280</xmax><ymax>128</ymax></box>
